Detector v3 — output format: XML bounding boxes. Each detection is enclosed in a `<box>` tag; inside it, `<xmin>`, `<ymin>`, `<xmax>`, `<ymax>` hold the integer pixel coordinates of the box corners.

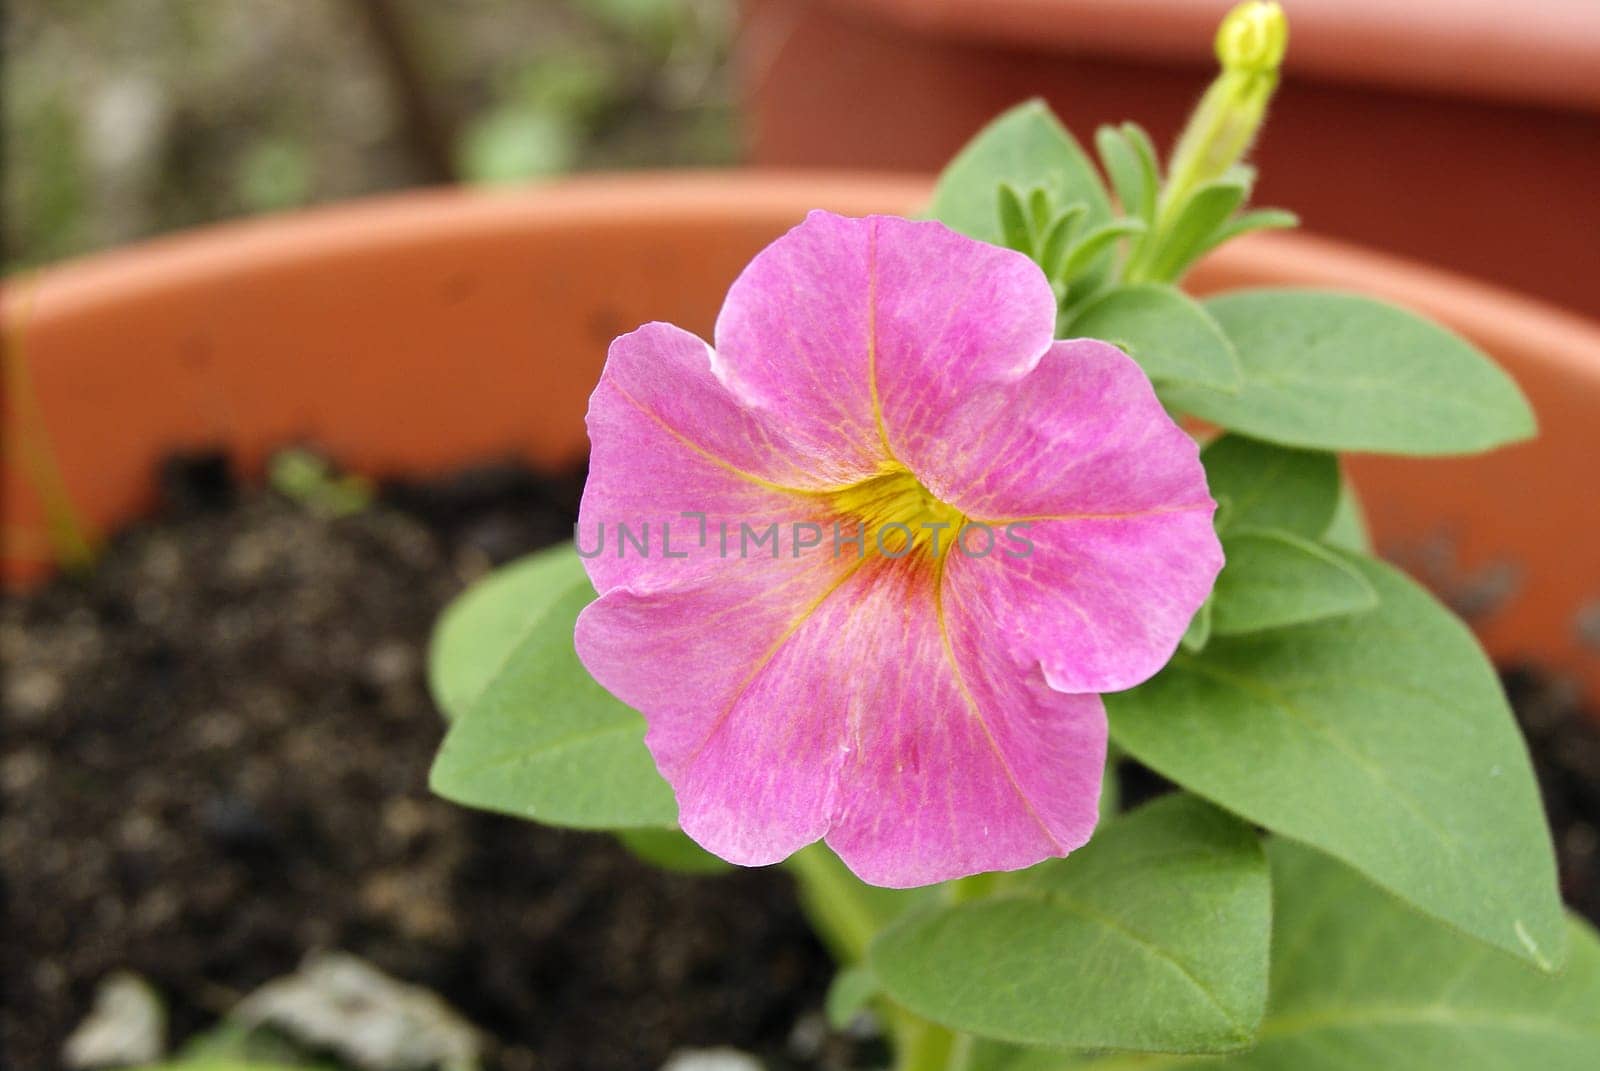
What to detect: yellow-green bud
<box><xmin>1160</xmin><ymin>1</ymin><xmax>1289</xmax><ymax>217</ymax></box>
<box><xmin>1216</xmin><ymin>1</ymin><xmax>1288</xmax><ymax>75</ymax></box>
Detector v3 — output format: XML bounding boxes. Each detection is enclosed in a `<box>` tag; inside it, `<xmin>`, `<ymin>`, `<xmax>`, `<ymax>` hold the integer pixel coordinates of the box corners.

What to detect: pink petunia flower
<box><xmin>574</xmin><ymin>211</ymin><xmax>1222</xmax><ymax>887</ymax></box>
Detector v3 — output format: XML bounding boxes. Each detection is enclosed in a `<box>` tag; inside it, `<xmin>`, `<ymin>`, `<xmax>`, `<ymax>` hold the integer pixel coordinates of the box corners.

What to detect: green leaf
<box><xmin>428</xmin><ymin>547</ymin><xmax>677</xmax><ymax>830</ymax></box>
<box><xmin>1039</xmin><ymin>842</ymin><xmax>1600</xmax><ymax>1070</ymax></box>
<box><xmin>1058</xmin><ymin>218</ymin><xmax>1146</xmax><ymax>283</ymax></box>
<box><xmin>1211</xmin><ymin>529</ymin><xmax>1377</xmax><ymax>635</ymax></box>
<box><xmin>1107</xmin><ymin>553</ymin><xmax>1566</xmax><ymax>970</ymax></box>
<box><xmin>614</xmin><ymin>827</ymin><xmax>730</xmax><ymax>873</ymax></box>
<box><xmin>1121</xmin><ymin>124</ymin><xmax>1162</xmax><ymax>213</ymax></box>
<box><xmin>1322</xmin><ymin>474</ymin><xmax>1372</xmax><ymax>552</ymax></box>
<box><xmin>1200</xmin><ymin>435</ymin><xmax>1340</xmax><ymax>540</ymax></box>
<box><xmin>1027</xmin><ymin>187</ymin><xmax>1054</xmax><ymax>231</ymax></box>
<box><xmin>1095</xmin><ymin>125</ymin><xmax>1155</xmax><ymax>222</ymax></box>
<box><xmin>1185</xmin><ymin>207</ymin><xmax>1298</xmax><ymax>266</ymax></box>
<box><xmin>997</xmin><ymin>183</ymin><xmax>1034</xmax><ymax>253</ymax></box>
<box><xmin>1067</xmin><ymin>284</ymin><xmax>1241</xmax><ymax>391</ymax></box>
<box><xmin>428</xmin><ymin>544</ymin><xmax>592</xmax><ymax>722</ymax></box>
<box><xmin>1180</xmin><ymin>596</ymin><xmax>1213</xmax><ymax>653</ymax></box>
<box><xmin>1245</xmin><ymin>842</ymin><xmax>1600</xmax><ymax>1069</ymax></box>
<box><xmin>164</xmin><ymin>1021</ymin><xmax>336</xmax><ymax>1071</ymax></box>
<box><xmin>870</xmin><ymin>795</ymin><xmax>1270</xmax><ymax>1052</ymax></box>
<box><xmin>1036</xmin><ymin>206</ymin><xmax>1084</xmax><ymax>279</ymax></box>
<box><xmin>1167</xmin><ymin>290</ymin><xmax>1537</xmax><ymax>455</ymax></box>
<box><xmin>1146</xmin><ymin>176</ymin><xmax>1249</xmax><ymax>282</ymax></box>
<box><xmin>826</xmin><ymin>964</ymin><xmax>880</xmax><ymax>1029</ymax></box>
<box><xmin>931</xmin><ymin>100</ymin><xmax>1113</xmax><ymax>248</ymax></box>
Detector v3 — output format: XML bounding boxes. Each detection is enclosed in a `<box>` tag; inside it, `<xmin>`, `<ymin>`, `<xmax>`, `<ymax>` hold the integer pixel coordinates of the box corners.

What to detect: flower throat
<box><xmin>825</xmin><ymin>461</ymin><xmax>967</xmax><ymax>561</ymax></box>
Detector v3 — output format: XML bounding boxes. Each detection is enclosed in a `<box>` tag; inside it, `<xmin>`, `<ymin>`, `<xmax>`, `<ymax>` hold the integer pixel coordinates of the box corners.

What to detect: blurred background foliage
<box><xmin>3</xmin><ymin>0</ymin><xmax>735</xmax><ymax>271</ymax></box>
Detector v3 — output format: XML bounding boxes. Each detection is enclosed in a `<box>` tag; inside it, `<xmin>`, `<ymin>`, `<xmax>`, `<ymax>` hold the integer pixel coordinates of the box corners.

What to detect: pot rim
<box><xmin>804</xmin><ymin>0</ymin><xmax>1600</xmax><ymax>113</ymax></box>
<box><xmin>10</xmin><ymin>170</ymin><xmax>1598</xmax><ymax>396</ymax></box>
<box><xmin>3</xmin><ymin>172</ymin><xmax>934</xmax><ymax>324</ymax></box>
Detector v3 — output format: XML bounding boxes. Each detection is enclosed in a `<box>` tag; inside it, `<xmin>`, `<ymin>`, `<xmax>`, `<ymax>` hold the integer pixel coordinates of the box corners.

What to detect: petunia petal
<box><xmin>825</xmin><ymin>561</ymin><xmax>1106</xmax><ymax>887</ymax></box>
<box><xmin>575</xmin><ymin>555</ymin><xmax>864</xmax><ymax>865</ymax></box>
<box><xmin>903</xmin><ymin>337</ymin><xmax>1220</xmax><ymax>693</ymax></box>
<box><xmin>580</xmin><ymin>321</ymin><xmax>835</xmax><ymax>595</ymax></box>
<box><xmin>946</xmin><ymin>511</ymin><xmax>1223</xmax><ymax>696</ymax></box>
<box><xmin>579</xmin><ymin>220</ymin><xmax>1211</xmax><ymax>882</ymax></box>
<box><xmin>900</xmin><ymin>338</ymin><xmax>1212</xmax><ymax>523</ymax></box>
<box><xmin>577</xmin><ymin>552</ymin><xmax>1106</xmax><ymax>882</ymax></box>
<box><xmin>714</xmin><ymin>212</ymin><xmax>1057</xmax><ymax>483</ymax></box>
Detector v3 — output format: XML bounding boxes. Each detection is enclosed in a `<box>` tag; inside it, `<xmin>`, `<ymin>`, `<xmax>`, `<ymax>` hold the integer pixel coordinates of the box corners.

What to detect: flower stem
<box><xmin>783</xmin><ymin>846</ymin><xmax>972</xmax><ymax>1069</ymax></box>
<box><xmin>892</xmin><ymin>1019</ymin><xmax>967</xmax><ymax>1071</ymax></box>
<box><xmin>783</xmin><ymin>843</ymin><xmax>880</xmax><ymax>962</ymax></box>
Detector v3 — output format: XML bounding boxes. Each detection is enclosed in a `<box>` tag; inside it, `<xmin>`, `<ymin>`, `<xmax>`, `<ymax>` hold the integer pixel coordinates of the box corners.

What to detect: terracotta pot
<box><xmin>3</xmin><ymin>173</ymin><xmax>1597</xmax><ymax>703</ymax></box>
<box><xmin>737</xmin><ymin>0</ymin><xmax>1600</xmax><ymax>319</ymax></box>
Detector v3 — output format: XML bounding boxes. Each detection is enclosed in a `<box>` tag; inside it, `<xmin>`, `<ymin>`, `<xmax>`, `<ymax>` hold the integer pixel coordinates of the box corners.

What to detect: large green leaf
<box><xmin>1211</xmin><ymin>529</ymin><xmax>1376</xmax><ymax>635</ymax></box>
<box><xmin>1107</xmin><ymin>554</ymin><xmax>1565</xmax><ymax>969</ymax></box>
<box><xmin>931</xmin><ymin>100</ymin><xmax>1112</xmax><ymax>255</ymax></box>
<box><xmin>870</xmin><ymin>795</ymin><xmax>1269</xmax><ymax>1053</ymax></box>
<box><xmin>1066</xmin><ymin>284</ymin><xmax>1241</xmax><ymax>391</ymax></box>
<box><xmin>1200</xmin><ymin>435</ymin><xmax>1340</xmax><ymax>540</ymax></box>
<box><xmin>1029</xmin><ymin>842</ymin><xmax>1600</xmax><ymax>1070</ymax></box>
<box><xmin>428</xmin><ymin>544</ymin><xmax>592</xmax><ymax>721</ymax></box>
<box><xmin>1166</xmin><ymin>290</ymin><xmax>1536</xmax><ymax>455</ymax></box>
<box><xmin>428</xmin><ymin>545</ymin><xmax>677</xmax><ymax>829</ymax></box>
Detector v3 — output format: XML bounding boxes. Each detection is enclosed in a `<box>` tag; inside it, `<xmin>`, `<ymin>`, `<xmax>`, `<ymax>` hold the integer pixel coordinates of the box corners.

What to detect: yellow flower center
<box><xmin>826</xmin><ymin>462</ymin><xmax>967</xmax><ymax>561</ymax></box>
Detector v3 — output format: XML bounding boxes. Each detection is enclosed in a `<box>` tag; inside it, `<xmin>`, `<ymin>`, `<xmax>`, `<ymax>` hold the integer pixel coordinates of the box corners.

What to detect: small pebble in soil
<box><xmin>660</xmin><ymin>1049</ymin><xmax>766</xmax><ymax>1071</ymax></box>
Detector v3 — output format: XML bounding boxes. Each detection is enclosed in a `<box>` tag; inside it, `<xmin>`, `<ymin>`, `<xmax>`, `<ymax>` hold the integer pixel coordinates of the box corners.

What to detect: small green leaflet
<box><xmin>428</xmin><ymin>544</ymin><xmax>677</xmax><ymax>829</ymax></box>
<box><xmin>429</xmin><ymin>544</ymin><xmax>592</xmax><ymax>721</ymax></box>
<box><xmin>1200</xmin><ymin>435</ymin><xmax>1340</xmax><ymax>540</ymax></box>
<box><xmin>1140</xmin><ymin>174</ymin><xmax>1250</xmax><ymax>284</ymax></box>
<box><xmin>1066</xmin><ymin>284</ymin><xmax>1241</xmax><ymax>392</ymax></box>
<box><xmin>1185</xmin><ymin>437</ymin><xmax>1361</xmax><ymax>648</ymax></box>
<box><xmin>1211</xmin><ymin>529</ymin><xmax>1377</xmax><ymax>635</ymax></box>
<box><xmin>870</xmin><ymin>795</ymin><xmax>1269</xmax><ymax>1053</ymax></box>
<box><xmin>825</xmin><ymin>965</ymin><xmax>881</xmax><ymax>1029</ymax></box>
<box><xmin>1107</xmin><ymin>553</ymin><xmax>1566</xmax><ymax>970</ymax></box>
<box><xmin>1167</xmin><ymin>290</ymin><xmax>1536</xmax><ymax>455</ymax></box>
<box><xmin>1094</xmin><ymin>123</ymin><xmax>1158</xmax><ymax>223</ymax></box>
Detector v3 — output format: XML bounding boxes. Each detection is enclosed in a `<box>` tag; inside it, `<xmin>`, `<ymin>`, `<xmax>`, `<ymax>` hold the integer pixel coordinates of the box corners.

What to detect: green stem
<box><xmin>893</xmin><ymin>1019</ymin><xmax>966</xmax><ymax>1071</ymax></box>
<box><xmin>783</xmin><ymin>845</ymin><xmax>971</xmax><ymax>1069</ymax></box>
<box><xmin>2</xmin><ymin>283</ymin><xmax>99</xmax><ymax>573</ymax></box>
<box><xmin>783</xmin><ymin>843</ymin><xmax>880</xmax><ymax>962</ymax></box>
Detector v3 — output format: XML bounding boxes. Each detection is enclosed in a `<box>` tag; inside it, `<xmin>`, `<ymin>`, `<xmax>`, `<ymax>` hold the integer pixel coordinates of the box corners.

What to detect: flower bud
<box><xmin>1216</xmin><ymin>1</ymin><xmax>1288</xmax><ymax>75</ymax></box>
<box><xmin>1161</xmin><ymin>1</ymin><xmax>1288</xmax><ymax>216</ymax></box>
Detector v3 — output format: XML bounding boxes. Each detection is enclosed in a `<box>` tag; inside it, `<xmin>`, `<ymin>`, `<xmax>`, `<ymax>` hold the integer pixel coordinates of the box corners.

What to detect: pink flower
<box><xmin>574</xmin><ymin>211</ymin><xmax>1222</xmax><ymax>887</ymax></box>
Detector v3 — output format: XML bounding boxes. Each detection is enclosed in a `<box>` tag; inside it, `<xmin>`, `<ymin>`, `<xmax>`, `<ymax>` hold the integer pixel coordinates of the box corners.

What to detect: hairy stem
<box><xmin>783</xmin><ymin>845</ymin><xmax>971</xmax><ymax>1069</ymax></box>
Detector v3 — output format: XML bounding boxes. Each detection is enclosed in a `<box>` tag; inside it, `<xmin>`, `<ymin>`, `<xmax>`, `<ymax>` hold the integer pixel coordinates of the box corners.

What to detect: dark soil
<box><xmin>1</xmin><ymin>455</ymin><xmax>850</xmax><ymax>1071</ymax></box>
<box><xmin>4</xmin><ymin>453</ymin><xmax>1598</xmax><ymax>1070</ymax></box>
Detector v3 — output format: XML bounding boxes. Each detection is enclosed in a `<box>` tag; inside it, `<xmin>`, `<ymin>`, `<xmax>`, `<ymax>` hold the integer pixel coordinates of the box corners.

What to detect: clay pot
<box><xmin>3</xmin><ymin>173</ymin><xmax>1596</xmax><ymax>701</ymax></box>
<box><xmin>736</xmin><ymin>0</ymin><xmax>1600</xmax><ymax>318</ymax></box>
